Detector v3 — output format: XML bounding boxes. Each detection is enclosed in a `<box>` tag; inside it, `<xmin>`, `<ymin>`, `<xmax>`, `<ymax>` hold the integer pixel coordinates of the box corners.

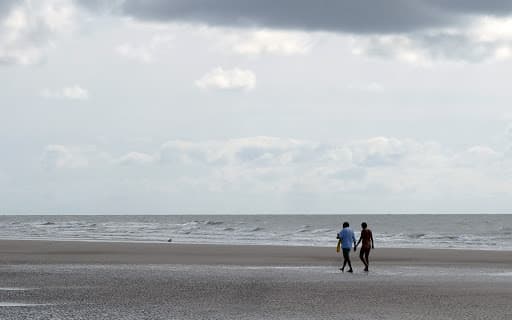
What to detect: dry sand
<box><xmin>1</xmin><ymin>240</ymin><xmax>511</xmax><ymax>319</ymax></box>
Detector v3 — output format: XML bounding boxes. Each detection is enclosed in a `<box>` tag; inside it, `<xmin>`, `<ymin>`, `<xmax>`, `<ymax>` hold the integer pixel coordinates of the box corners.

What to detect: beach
<box><xmin>1</xmin><ymin>240</ymin><xmax>511</xmax><ymax>319</ymax></box>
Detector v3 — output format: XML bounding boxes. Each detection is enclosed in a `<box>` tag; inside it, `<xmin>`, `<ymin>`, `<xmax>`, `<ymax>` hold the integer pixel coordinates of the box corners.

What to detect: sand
<box><xmin>1</xmin><ymin>240</ymin><xmax>511</xmax><ymax>319</ymax></box>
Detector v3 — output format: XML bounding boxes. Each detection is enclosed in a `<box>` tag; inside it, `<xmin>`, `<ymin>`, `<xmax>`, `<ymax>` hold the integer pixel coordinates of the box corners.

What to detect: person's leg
<box><xmin>359</xmin><ymin>249</ymin><xmax>368</xmax><ymax>269</ymax></box>
<box><xmin>347</xmin><ymin>251</ymin><xmax>353</xmax><ymax>272</ymax></box>
<box><xmin>341</xmin><ymin>249</ymin><xmax>349</xmax><ymax>271</ymax></box>
<box><xmin>365</xmin><ymin>249</ymin><xmax>370</xmax><ymax>271</ymax></box>
<box><xmin>363</xmin><ymin>249</ymin><xmax>370</xmax><ymax>271</ymax></box>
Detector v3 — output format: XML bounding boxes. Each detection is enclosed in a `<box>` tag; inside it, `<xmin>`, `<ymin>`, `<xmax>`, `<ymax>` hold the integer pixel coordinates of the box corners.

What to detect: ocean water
<box><xmin>0</xmin><ymin>215</ymin><xmax>511</xmax><ymax>250</ymax></box>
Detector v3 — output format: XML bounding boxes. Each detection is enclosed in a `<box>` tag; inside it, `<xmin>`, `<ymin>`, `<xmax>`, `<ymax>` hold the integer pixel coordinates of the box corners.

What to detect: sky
<box><xmin>1</xmin><ymin>0</ymin><xmax>512</xmax><ymax>214</ymax></box>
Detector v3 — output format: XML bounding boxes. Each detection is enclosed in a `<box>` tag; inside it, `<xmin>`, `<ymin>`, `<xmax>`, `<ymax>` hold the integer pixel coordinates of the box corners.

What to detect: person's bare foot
<box><xmin>347</xmin><ymin>269</ymin><xmax>353</xmax><ymax>273</ymax></box>
<box><xmin>339</xmin><ymin>267</ymin><xmax>344</xmax><ymax>272</ymax></box>
<box><xmin>364</xmin><ymin>267</ymin><xmax>369</xmax><ymax>272</ymax></box>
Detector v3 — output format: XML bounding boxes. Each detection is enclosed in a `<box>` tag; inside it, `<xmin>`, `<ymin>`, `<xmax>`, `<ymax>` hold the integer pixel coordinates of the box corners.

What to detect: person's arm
<box><xmin>353</xmin><ymin>232</ymin><xmax>357</xmax><ymax>250</ymax></box>
<box><xmin>371</xmin><ymin>231</ymin><xmax>374</xmax><ymax>249</ymax></box>
<box><xmin>356</xmin><ymin>233</ymin><xmax>362</xmax><ymax>247</ymax></box>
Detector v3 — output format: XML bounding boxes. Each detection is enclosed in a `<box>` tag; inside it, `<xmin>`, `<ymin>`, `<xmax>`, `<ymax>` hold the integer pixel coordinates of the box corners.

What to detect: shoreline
<box><xmin>1</xmin><ymin>239</ymin><xmax>511</xmax><ymax>267</ymax></box>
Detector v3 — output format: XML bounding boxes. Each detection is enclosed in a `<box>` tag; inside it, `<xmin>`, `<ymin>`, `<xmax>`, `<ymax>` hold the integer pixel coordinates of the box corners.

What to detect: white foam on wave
<box><xmin>0</xmin><ymin>302</ymin><xmax>48</xmax><ymax>307</ymax></box>
<box><xmin>0</xmin><ymin>287</ymin><xmax>37</xmax><ymax>291</ymax></box>
<box><xmin>2</xmin><ymin>215</ymin><xmax>512</xmax><ymax>250</ymax></box>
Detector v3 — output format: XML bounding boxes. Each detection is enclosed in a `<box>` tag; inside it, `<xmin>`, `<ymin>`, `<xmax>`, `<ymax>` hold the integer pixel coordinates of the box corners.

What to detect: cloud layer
<box><xmin>76</xmin><ymin>0</ymin><xmax>512</xmax><ymax>64</ymax></box>
<box><xmin>39</xmin><ymin>136</ymin><xmax>512</xmax><ymax>198</ymax></box>
<box><xmin>352</xmin><ymin>16</ymin><xmax>512</xmax><ymax>63</ymax></box>
<box><xmin>4</xmin><ymin>0</ymin><xmax>512</xmax><ymax>66</ymax></box>
<box><xmin>115</xmin><ymin>0</ymin><xmax>512</xmax><ymax>34</ymax></box>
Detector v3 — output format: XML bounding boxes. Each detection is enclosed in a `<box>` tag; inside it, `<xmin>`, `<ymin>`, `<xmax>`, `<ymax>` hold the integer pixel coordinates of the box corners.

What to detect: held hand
<box><xmin>354</xmin><ymin>246</ymin><xmax>357</xmax><ymax>252</ymax></box>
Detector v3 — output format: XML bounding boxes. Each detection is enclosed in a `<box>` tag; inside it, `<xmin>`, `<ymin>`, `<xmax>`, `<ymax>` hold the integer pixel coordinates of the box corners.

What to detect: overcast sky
<box><xmin>2</xmin><ymin>0</ymin><xmax>512</xmax><ymax>214</ymax></box>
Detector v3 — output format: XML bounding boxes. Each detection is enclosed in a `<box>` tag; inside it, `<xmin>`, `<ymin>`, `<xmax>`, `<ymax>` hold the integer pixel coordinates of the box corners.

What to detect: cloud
<box><xmin>209</xmin><ymin>137</ymin><xmax>325</xmax><ymax>166</ymax></box>
<box><xmin>351</xmin><ymin>16</ymin><xmax>512</xmax><ymax>63</ymax></box>
<box><xmin>41</xmin><ymin>85</ymin><xmax>89</xmax><ymax>100</ymax></box>
<box><xmin>506</xmin><ymin>124</ymin><xmax>512</xmax><ymax>141</ymax></box>
<box><xmin>113</xmin><ymin>1</ymin><xmax>452</xmax><ymax>34</ymax></box>
<box><xmin>115</xmin><ymin>152</ymin><xmax>155</xmax><ymax>165</ymax></box>
<box><xmin>329</xmin><ymin>167</ymin><xmax>367</xmax><ymax>181</ymax></box>
<box><xmin>144</xmin><ymin>136</ymin><xmax>493</xmax><ymax>175</ymax></box>
<box><xmin>426</xmin><ymin>0</ymin><xmax>512</xmax><ymax>16</ymax></box>
<box><xmin>41</xmin><ymin>145</ymin><xmax>89</xmax><ymax>169</ymax></box>
<box><xmin>227</xmin><ymin>30</ymin><xmax>313</xmax><ymax>56</ymax></box>
<box><xmin>150</xmin><ymin>136</ymin><xmax>512</xmax><ymax>195</ymax></box>
<box><xmin>0</xmin><ymin>0</ymin><xmax>77</xmax><ymax>66</ymax></box>
<box><xmin>350</xmin><ymin>137</ymin><xmax>411</xmax><ymax>167</ymax></box>
<box><xmin>160</xmin><ymin>140</ymin><xmax>211</xmax><ymax>164</ymax></box>
<box><xmin>38</xmin><ymin>135</ymin><xmax>512</xmax><ymax>205</ymax></box>
<box><xmin>74</xmin><ymin>1</ymin><xmax>512</xmax><ymax>64</ymax></box>
<box><xmin>195</xmin><ymin>67</ymin><xmax>256</xmax><ymax>91</ymax></box>
<box><xmin>457</xmin><ymin>146</ymin><xmax>501</xmax><ymax>166</ymax></box>
<box><xmin>116</xmin><ymin>34</ymin><xmax>174</xmax><ymax>62</ymax></box>
<box><xmin>105</xmin><ymin>1</ymin><xmax>512</xmax><ymax>35</ymax></box>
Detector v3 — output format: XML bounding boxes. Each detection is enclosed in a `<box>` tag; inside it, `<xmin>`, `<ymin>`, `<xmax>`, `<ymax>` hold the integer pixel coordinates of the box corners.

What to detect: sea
<box><xmin>0</xmin><ymin>215</ymin><xmax>511</xmax><ymax>250</ymax></box>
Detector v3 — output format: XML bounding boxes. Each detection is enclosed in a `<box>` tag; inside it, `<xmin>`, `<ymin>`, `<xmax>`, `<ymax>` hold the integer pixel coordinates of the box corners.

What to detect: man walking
<box><xmin>356</xmin><ymin>222</ymin><xmax>374</xmax><ymax>272</ymax></box>
<box><xmin>337</xmin><ymin>222</ymin><xmax>357</xmax><ymax>273</ymax></box>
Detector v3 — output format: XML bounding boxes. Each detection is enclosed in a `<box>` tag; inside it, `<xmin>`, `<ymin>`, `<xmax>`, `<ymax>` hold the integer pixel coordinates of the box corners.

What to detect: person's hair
<box><xmin>361</xmin><ymin>222</ymin><xmax>367</xmax><ymax>229</ymax></box>
<box><xmin>343</xmin><ymin>222</ymin><xmax>349</xmax><ymax>228</ymax></box>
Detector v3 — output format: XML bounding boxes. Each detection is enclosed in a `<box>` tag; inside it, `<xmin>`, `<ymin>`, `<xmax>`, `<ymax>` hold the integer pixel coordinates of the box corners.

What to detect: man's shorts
<box><xmin>342</xmin><ymin>248</ymin><xmax>351</xmax><ymax>259</ymax></box>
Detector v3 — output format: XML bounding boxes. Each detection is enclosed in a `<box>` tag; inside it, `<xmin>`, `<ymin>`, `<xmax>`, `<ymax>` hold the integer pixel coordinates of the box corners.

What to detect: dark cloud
<box><xmin>427</xmin><ymin>0</ymin><xmax>512</xmax><ymax>15</ymax></box>
<box><xmin>0</xmin><ymin>0</ymin><xmax>17</xmax><ymax>17</ymax></box>
<box><xmin>356</xmin><ymin>32</ymin><xmax>509</xmax><ymax>63</ymax></box>
<box><xmin>117</xmin><ymin>0</ymin><xmax>448</xmax><ymax>34</ymax></box>
<box><xmin>76</xmin><ymin>0</ymin><xmax>123</xmax><ymax>13</ymax></box>
<box><xmin>96</xmin><ymin>0</ymin><xmax>512</xmax><ymax>34</ymax></box>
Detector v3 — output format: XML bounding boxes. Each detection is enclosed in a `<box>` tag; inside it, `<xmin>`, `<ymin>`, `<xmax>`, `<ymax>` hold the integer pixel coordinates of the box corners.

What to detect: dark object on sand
<box><xmin>168</xmin><ymin>239</ymin><xmax>172</xmax><ymax>243</ymax></box>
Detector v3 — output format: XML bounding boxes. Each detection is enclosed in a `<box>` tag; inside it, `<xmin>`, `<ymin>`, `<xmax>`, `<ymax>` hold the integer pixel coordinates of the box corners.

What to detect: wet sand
<box><xmin>1</xmin><ymin>240</ymin><xmax>511</xmax><ymax>319</ymax></box>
